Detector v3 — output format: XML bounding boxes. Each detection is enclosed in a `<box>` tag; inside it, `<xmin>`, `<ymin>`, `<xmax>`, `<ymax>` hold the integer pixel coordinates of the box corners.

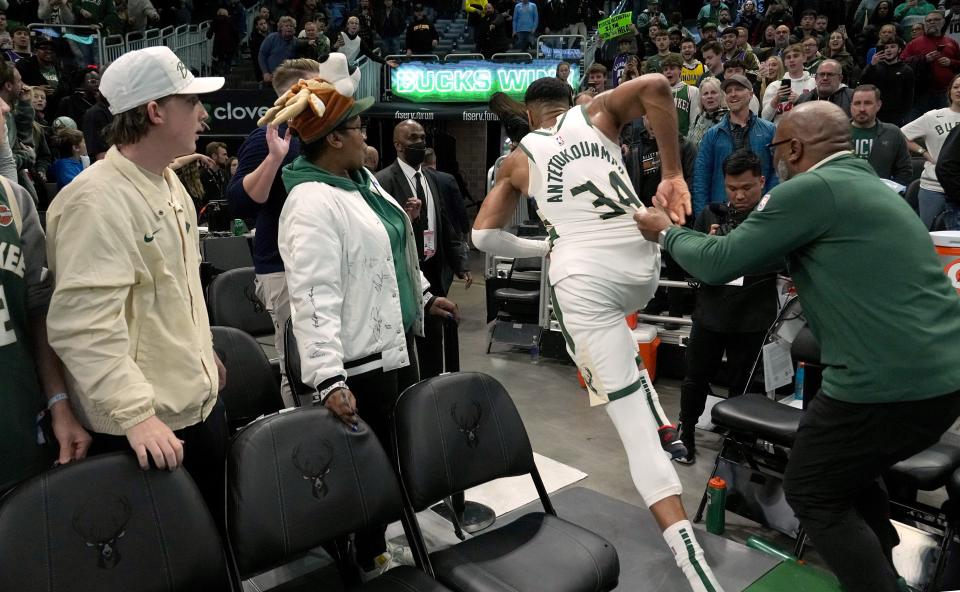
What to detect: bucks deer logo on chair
<box><xmin>451</xmin><ymin>402</ymin><xmax>483</xmax><ymax>448</ymax></box>
<box><xmin>292</xmin><ymin>438</ymin><xmax>335</xmax><ymax>499</ymax></box>
<box><xmin>72</xmin><ymin>494</ymin><xmax>132</xmax><ymax>569</ymax></box>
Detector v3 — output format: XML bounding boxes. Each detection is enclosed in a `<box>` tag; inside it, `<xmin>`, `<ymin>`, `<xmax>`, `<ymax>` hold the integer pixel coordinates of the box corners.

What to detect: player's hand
<box><xmin>653</xmin><ymin>174</ymin><xmax>691</xmax><ymax>225</ymax></box>
<box><xmin>50</xmin><ymin>400</ymin><xmax>92</xmax><ymax>464</ymax></box>
<box><xmin>708</xmin><ymin>223</ymin><xmax>720</xmax><ymax>235</ymax></box>
<box><xmin>403</xmin><ymin>196</ymin><xmax>422</xmax><ymax>219</ymax></box>
<box><xmin>324</xmin><ymin>387</ymin><xmax>359</xmax><ymax>428</ymax></box>
<box><xmin>633</xmin><ymin>207</ymin><xmax>674</xmax><ymax>242</ymax></box>
<box><xmin>125</xmin><ymin>416</ymin><xmax>184</xmax><ymax>470</ymax></box>
<box><xmin>429</xmin><ymin>296</ymin><xmax>460</xmax><ymax>323</ymax></box>
<box><xmin>266</xmin><ymin>123</ymin><xmax>292</xmax><ymax>160</ymax></box>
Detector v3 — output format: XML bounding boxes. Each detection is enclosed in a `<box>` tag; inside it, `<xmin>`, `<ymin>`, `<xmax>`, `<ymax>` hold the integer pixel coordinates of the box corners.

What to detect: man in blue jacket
<box><xmin>693</xmin><ymin>74</ymin><xmax>777</xmax><ymax>215</ymax></box>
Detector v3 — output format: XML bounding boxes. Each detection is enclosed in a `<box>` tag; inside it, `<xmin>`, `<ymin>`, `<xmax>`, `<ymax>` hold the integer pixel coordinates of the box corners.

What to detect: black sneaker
<box><xmin>658</xmin><ymin>425</ymin><xmax>688</xmax><ymax>461</ymax></box>
<box><xmin>673</xmin><ymin>423</ymin><xmax>696</xmax><ymax>464</ymax></box>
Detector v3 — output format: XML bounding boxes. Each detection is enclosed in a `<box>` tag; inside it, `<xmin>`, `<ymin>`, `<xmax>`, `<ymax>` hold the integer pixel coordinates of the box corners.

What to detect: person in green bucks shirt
<box><xmin>635</xmin><ymin>100</ymin><xmax>960</xmax><ymax>592</ymax></box>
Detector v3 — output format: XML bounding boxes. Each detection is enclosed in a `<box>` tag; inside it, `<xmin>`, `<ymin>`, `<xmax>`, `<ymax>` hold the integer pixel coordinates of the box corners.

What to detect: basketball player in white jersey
<box><xmin>472</xmin><ymin>76</ymin><xmax>724</xmax><ymax>592</ymax></box>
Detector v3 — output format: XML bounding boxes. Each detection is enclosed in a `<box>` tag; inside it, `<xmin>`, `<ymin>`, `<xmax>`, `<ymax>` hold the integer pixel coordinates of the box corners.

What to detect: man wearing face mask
<box><xmin>635</xmin><ymin>101</ymin><xmax>960</xmax><ymax>592</ymax></box>
<box><xmin>376</xmin><ymin>120</ymin><xmax>468</xmax><ymax>380</ymax></box>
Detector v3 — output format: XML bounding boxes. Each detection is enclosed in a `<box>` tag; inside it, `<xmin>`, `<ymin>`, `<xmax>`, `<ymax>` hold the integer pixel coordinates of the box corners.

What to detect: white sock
<box><xmin>662</xmin><ymin>520</ymin><xmax>725</xmax><ymax>592</ymax></box>
<box><xmin>638</xmin><ymin>368</ymin><xmax>671</xmax><ymax>429</ymax></box>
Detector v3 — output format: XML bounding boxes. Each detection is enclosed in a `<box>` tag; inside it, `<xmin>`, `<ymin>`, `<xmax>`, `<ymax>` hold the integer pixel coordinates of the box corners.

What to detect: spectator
<box><xmin>4</xmin><ymin>25</ymin><xmax>29</xmax><ymax>63</ymax></box>
<box><xmin>50</xmin><ymin>127</ymin><xmax>86</xmax><ymax>189</ymax></box>
<box><xmin>693</xmin><ymin>74</ymin><xmax>777</xmax><ymax>215</ymax></box>
<box><xmin>556</xmin><ymin>61</ymin><xmax>570</xmax><ymax>83</ymax></box>
<box><xmin>73</xmin><ymin>0</ymin><xmax>121</xmax><ymax>34</ymax></box>
<box><xmin>717</xmin><ymin>7</ymin><xmax>734</xmax><ymax>31</ymax></box>
<box><xmin>512</xmin><ymin>0</ymin><xmax>537</xmax><ymax>52</ymax></box>
<box><xmin>38</xmin><ymin>0</ymin><xmax>77</xmax><ymax>28</ymax></box>
<box><xmin>335</xmin><ymin>15</ymin><xmax>395</xmax><ymax>66</ymax></box>
<box><xmin>230</xmin><ymin>58</ymin><xmax>325</xmax><ymax>410</ymax></box>
<box><xmin>25</xmin><ymin>91</ymin><xmax>52</xmax><ymax>204</ymax></box>
<box><xmin>663</xmin><ymin>53</ymin><xmax>700</xmax><ymax>137</ymax></box>
<box><xmin>699</xmin><ymin>0</ymin><xmax>729</xmax><ymax>31</ymax></box>
<box><xmin>0</xmin><ymin>61</ymin><xmax>38</xmax><ymax>189</ymax></box>
<box><xmin>757</xmin><ymin>54</ymin><xmax>780</xmax><ymax>101</ymax></box>
<box><xmin>17</xmin><ymin>39</ymin><xmax>64</xmax><ymax>103</ymax></box>
<box><xmin>861</xmin><ymin>37</ymin><xmax>915</xmax><ymax>126</ymax></box>
<box><xmin>126</xmin><ymin>0</ymin><xmax>160</xmax><ymax>31</ymax></box>
<box><xmin>30</xmin><ymin>86</ymin><xmax>48</xmax><ymax>130</ymax></box>
<box><xmin>864</xmin><ymin>22</ymin><xmax>897</xmax><ymax>64</ymax></box>
<box><xmin>584</xmin><ymin>62</ymin><xmax>607</xmax><ymax>95</ymax></box>
<box><xmin>735</xmin><ymin>2</ymin><xmax>762</xmax><ymax>40</ymax></box>
<box><xmin>0</xmin><ymin>97</ymin><xmax>91</xmax><ymax>496</ymax></box>
<box><xmin>56</xmin><ymin>68</ymin><xmax>98</xmax><ymax>127</ymax></box>
<box><xmin>796</xmin><ymin>60</ymin><xmax>855</xmax><ymax>116</ymax></box>
<box><xmin>676</xmin><ymin>149</ymin><xmax>778</xmax><ymax>465</ymax></box>
<box><xmin>201</xmin><ymin>140</ymin><xmax>228</xmax><ymax>203</ymax></box>
<box><xmin>935</xmin><ymin>124</ymin><xmax>960</xmax><ymax>229</ymax></box>
<box><xmin>793</xmin><ymin>9</ymin><xmax>817</xmax><ymax>41</ymax></box>
<box><xmin>45</xmin><ymin>47</ymin><xmax>228</xmax><ymax>520</ymax></box>
<box><xmin>858</xmin><ymin>2</ymin><xmax>895</xmax><ymax>55</ymax></box>
<box><xmin>472</xmin><ymin>1</ymin><xmax>510</xmax><ymax>58</ymax></box>
<box><xmin>720</xmin><ymin>26</ymin><xmax>760</xmax><ymax>77</ymax></box>
<box><xmin>296</xmin><ymin>19</ymin><xmax>330</xmax><ymax>60</ymax></box>
<box><xmin>688</xmin><ymin>76</ymin><xmax>729</xmax><ymax>145</ymax></box>
<box><xmin>377</xmin><ymin>0</ymin><xmax>405</xmax><ymax>56</ymax></box>
<box><xmin>207</xmin><ymin>7</ymin><xmax>240</xmax><ymax>76</ymax></box>
<box><xmin>698</xmin><ymin>22</ymin><xmax>719</xmax><ymax>51</ymax></box>
<box><xmin>250</xmin><ymin>16</ymin><xmax>271</xmax><ymax>83</ymax></box>
<box><xmin>364</xmin><ymin>145</ymin><xmax>378</xmax><ymax>171</ymax></box>
<box><xmin>901</xmin><ymin>74</ymin><xmax>960</xmax><ymax>228</ymax></box>
<box><xmin>698</xmin><ymin>40</ymin><xmax>725</xmax><ymax>85</ymax></box>
<box><xmin>81</xmin><ymin>87</ymin><xmax>111</xmax><ymax>161</ymax></box>
<box><xmin>272</xmin><ymin>75</ymin><xmax>459</xmax><ymax>580</ymax></box>
<box><xmin>644</xmin><ymin>28</ymin><xmax>672</xmax><ymax>74</ymax></box>
<box><xmin>895</xmin><ymin>0</ymin><xmax>936</xmax><ymax>35</ymax></box>
<box><xmin>801</xmin><ymin>35</ymin><xmax>824</xmax><ymax>73</ymax></box>
<box><xmin>612</xmin><ymin>37</ymin><xmax>637</xmax><ymax>88</ymax></box>
<box><xmin>825</xmin><ymin>30</ymin><xmax>861</xmax><ymax>85</ymax></box>
<box><xmin>770</xmin><ymin>24</ymin><xmax>793</xmax><ymax>58</ymax></box>
<box><xmin>565</xmin><ymin>0</ymin><xmax>596</xmax><ymax>41</ymax></box>
<box><xmin>762</xmin><ymin>43</ymin><xmax>816</xmax><ymax>123</ymax></box>
<box><xmin>849</xmin><ymin>85</ymin><xmax>912</xmax><ymax>186</ymax></box>
<box><xmin>812</xmin><ymin>14</ymin><xmax>830</xmax><ymax>43</ymax></box>
<box><xmin>723</xmin><ymin>59</ymin><xmax>762</xmax><ymax>113</ymax></box>
<box><xmin>681</xmin><ymin>37</ymin><xmax>705</xmax><ymax>85</ymax></box>
<box><xmin>755</xmin><ymin>24</ymin><xmax>777</xmax><ymax>60</ymax></box>
<box><xmin>946</xmin><ymin>0</ymin><xmax>960</xmax><ymax>47</ymax></box>
<box><xmin>298</xmin><ymin>0</ymin><xmax>329</xmax><ymax>28</ymax></box>
<box><xmin>901</xmin><ymin>11</ymin><xmax>960</xmax><ymax>121</ymax></box>
<box><xmin>175</xmin><ymin>159</ymin><xmax>205</xmax><ymax>208</ymax></box>
<box><xmin>622</xmin><ymin>112</ymin><xmax>696</xmax><ymax>207</ymax></box>
<box><xmin>635</xmin><ymin>0</ymin><xmax>668</xmax><ymax>36</ymax></box>
<box><xmin>405</xmin><ymin>3</ymin><xmax>438</xmax><ymax>56</ymax></box>
<box><xmin>259</xmin><ymin>15</ymin><xmax>297</xmax><ymax>84</ymax></box>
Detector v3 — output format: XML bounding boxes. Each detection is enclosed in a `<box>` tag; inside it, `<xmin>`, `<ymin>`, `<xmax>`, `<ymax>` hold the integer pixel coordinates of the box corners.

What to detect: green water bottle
<box><xmin>232</xmin><ymin>218</ymin><xmax>247</xmax><ymax>236</ymax></box>
<box><xmin>705</xmin><ymin>476</ymin><xmax>727</xmax><ymax>535</ymax></box>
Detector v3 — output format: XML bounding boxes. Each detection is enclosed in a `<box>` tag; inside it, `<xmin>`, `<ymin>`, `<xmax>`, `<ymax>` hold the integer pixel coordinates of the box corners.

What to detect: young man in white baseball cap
<box><xmin>44</xmin><ymin>46</ymin><xmax>229</xmax><ymax>522</ymax></box>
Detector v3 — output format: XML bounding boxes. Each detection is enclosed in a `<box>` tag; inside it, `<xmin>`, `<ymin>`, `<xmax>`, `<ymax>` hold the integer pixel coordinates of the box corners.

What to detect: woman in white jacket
<box><xmin>270</xmin><ymin>69</ymin><xmax>458</xmax><ymax>578</ymax></box>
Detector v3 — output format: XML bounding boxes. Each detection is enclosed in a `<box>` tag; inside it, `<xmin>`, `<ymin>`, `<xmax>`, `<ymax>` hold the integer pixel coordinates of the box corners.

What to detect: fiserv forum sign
<box><xmin>391</xmin><ymin>59</ymin><xmax>580</xmax><ymax>103</ymax></box>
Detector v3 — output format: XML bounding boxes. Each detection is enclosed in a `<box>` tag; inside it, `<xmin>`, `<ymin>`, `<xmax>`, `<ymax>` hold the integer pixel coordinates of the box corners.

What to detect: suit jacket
<box><xmin>376</xmin><ymin>161</ymin><xmax>467</xmax><ymax>295</ymax></box>
<box><xmin>432</xmin><ymin>168</ymin><xmax>470</xmax><ymax>235</ymax></box>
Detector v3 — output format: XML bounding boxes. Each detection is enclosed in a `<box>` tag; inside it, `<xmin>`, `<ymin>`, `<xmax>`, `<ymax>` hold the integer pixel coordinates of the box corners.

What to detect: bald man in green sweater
<box><xmin>636</xmin><ymin>101</ymin><xmax>960</xmax><ymax>592</ymax></box>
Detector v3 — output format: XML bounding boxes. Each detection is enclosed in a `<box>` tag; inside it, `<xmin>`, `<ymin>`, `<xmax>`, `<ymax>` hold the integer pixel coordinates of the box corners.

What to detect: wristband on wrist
<box><xmin>318</xmin><ymin>381</ymin><xmax>348</xmax><ymax>404</ymax></box>
<box><xmin>47</xmin><ymin>393</ymin><xmax>69</xmax><ymax>409</ymax></box>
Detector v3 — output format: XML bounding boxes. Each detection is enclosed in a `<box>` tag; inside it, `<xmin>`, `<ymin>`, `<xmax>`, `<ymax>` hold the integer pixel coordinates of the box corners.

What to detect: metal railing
<box><xmin>354</xmin><ymin>56</ymin><xmax>381</xmax><ymax>102</ymax></box>
<box><xmin>444</xmin><ymin>53</ymin><xmax>485</xmax><ymax>63</ymax></box>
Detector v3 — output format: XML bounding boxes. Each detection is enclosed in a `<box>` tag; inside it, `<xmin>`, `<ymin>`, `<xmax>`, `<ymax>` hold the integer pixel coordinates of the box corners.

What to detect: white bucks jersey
<box><xmin>520</xmin><ymin>105</ymin><xmax>660</xmax><ymax>285</ymax></box>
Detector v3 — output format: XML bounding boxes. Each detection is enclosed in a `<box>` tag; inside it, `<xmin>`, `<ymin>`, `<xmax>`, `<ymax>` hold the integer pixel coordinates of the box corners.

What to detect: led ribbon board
<box><xmin>391</xmin><ymin>59</ymin><xmax>581</xmax><ymax>103</ymax></box>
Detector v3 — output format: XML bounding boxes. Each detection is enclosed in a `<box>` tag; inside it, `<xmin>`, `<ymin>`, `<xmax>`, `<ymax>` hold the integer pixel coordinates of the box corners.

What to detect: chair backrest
<box><xmin>905</xmin><ymin>178</ymin><xmax>921</xmax><ymax>214</ymax></box>
<box><xmin>203</xmin><ymin>235</ymin><xmax>254</xmax><ymax>274</ymax></box>
<box><xmin>394</xmin><ymin>372</ymin><xmax>536</xmax><ymax>512</ymax></box>
<box><xmin>911</xmin><ymin>156</ymin><xmax>926</xmax><ymax>184</ymax></box>
<box><xmin>283</xmin><ymin>316</ymin><xmax>315</xmax><ymax>404</ymax></box>
<box><xmin>212</xmin><ymin>326</ymin><xmax>284</xmax><ymax>431</ymax></box>
<box><xmin>0</xmin><ymin>453</ymin><xmax>232</xmax><ymax>592</ymax></box>
<box><xmin>226</xmin><ymin>407</ymin><xmax>404</xmax><ymax>577</ymax></box>
<box><xmin>207</xmin><ymin>267</ymin><xmax>274</xmax><ymax>336</ymax></box>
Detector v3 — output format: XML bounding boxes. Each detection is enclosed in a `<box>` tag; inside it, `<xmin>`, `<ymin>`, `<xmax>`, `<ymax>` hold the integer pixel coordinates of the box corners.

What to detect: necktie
<box><xmin>414</xmin><ymin>171</ymin><xmax>426</xmax><ymax>258</ymax></box>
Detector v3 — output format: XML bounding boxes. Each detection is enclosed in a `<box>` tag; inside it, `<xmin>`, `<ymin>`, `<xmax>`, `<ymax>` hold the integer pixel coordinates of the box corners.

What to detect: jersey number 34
<box><xmin>570</xmin><ymin>171</ymin><xmax>641</xmax><ymax>220</ymax></box>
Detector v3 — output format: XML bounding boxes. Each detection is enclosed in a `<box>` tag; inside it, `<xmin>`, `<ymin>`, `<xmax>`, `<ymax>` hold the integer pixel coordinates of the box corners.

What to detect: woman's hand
<box><xmin>324</xmin><ymin>387</ymin><xmax>359</xmax><ymax>428</ymax></box>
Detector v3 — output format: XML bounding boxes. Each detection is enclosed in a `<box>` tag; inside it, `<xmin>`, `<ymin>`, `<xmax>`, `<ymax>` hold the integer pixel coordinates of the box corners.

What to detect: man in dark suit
<box><xmin>424</xmin><ymin>148</ymin><xmax>472</xmax><ymax>243</ymax></box>
<box><xmin>376</xmin><ymin>120</ymin><xmax>469</xmax><ymax>379</ymax></box>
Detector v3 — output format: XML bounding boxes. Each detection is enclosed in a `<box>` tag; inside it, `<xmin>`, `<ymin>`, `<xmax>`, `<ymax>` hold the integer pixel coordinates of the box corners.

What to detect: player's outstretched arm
<box><xmin>589</xmin><ymin>74</ymin><xmax>691</xmax><ymax>224</ymax></box>
<box><xmin>472</xmin><ymin>150</ymin><xmax>550</xmax><ymax>258</ymax></box>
